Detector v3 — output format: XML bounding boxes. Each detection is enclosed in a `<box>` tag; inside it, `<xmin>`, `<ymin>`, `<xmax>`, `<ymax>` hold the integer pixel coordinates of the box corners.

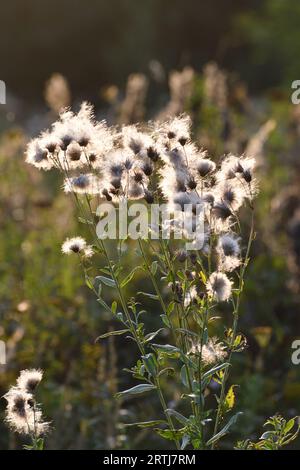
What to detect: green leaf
<box><xmin>181</xmin><ymin>435</ymin><xmax>190</xmax><ymax>450</ymax></box>
<box><xmin>137</xmin><ymin>291</ymin><xmax>159</xmax><ymax>301</ymax></box>
<box><xmin>176</xmin><ymin>328</ymin><xmax>198</xmax><ymax>338</ymax></box>
<box><xmin>152</xmin><ymin>344</ymin><xmax>180</xmax><ymax>353</ymax></box>
<box><xmin>180</xmin><ymin>365</ymin><xmax>189</xmax><ymax>388</ymax></box>
<box><xmin>150</xmin><ymin>261</ymin><xmax>158</xmax><ymax>275</ymax></box>
<box><xmin>120</xmin><ymin>266</ymin><xmax>140</xmax><ymax>288</ymax></box>
<box><xmin>85</xmin><ymin>276</ymin><xmax>94</xmax><ymax>290</ymax></box>
<box><xmin>99</xmin><ymin>268</ymin><xmax>112</xmax><ymax>276</ymax></box>
<box><xmin>202</xmin><ymin>362</ymin><xmax>230</xmax><ymax>382</ymax></box>
<box><xmin>155</xmin><ymin>428</ymin><xmax>185</xmax><ymax>441</ymax></box>
<box><xmin>160</xmin><ymin>314</ymin><xmax>171</xmax><ymax>328</ymax></box>
<box><xmin>36</xmin><ymin>438</ymin><xmax>44</xmax><ymax>450</ymax></box>
<box><xmin>206</xmin><ymin>412</ymin><xmax>243</xmax><ymax>446</ymax></box>
<box><xmin>95</xmin><ymin>275</ymin><xmax>116</xmax><ymax>288</ymax></box>
<box><xmin>95</xmin><ymin>329</ymin><xmax>129</xmax><ymax>341</ymax></box>
<box><xmin>165</xmin><ymin>409</ymin><xmax>189</xmax><ymax>425</ymax></box>
<box><xmin>142</xmin><ymin>353</ymin><xmax>158</xmax><ymax>376</ymax></box>
<box><xmin>260</xmin><ymin>431</ymin><xmax>275</xmax><ymax>440</ymax></box>
<box><xmin>177</xmin><ymin>271</ymin><xmax>185</xmax><ymax>281</ymax></box>
<box><xmin>144</xmin><ymin>328</ymin><xmax>165</xmax><ymax>343</ymax></box>
<box><xmin>284</xmin><ymin>418</ymin><xmax>295</xmax><ymax>435</ymax></box>
<box><xmin>115</xmin><ymin>384</ymin><xmax>156</xmax><ymax>399</ymax></box>
<box><xmin>96</xmin><ymin>296</ymin><xmax>111</xmax><ymax>312</ymax></box>
<box><xmin>124</xmin><ymin>420</ymin><xmax>166</xmax><ymax>428</ymax></box>
<box><xmin>157</xmin><ymin>367</ymin><xmax>175</xmax><ymax>377</ymax></box>
<box><xmin>167</xmin><ymin>301</ymin><xmax>175</xmax><ymax>315</ymax></box>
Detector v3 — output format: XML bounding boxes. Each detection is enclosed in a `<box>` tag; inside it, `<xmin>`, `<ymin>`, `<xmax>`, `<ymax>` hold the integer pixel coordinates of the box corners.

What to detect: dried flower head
<box><xmin>184</xmin><ymin>285</ymin><xmax>198</xmax><ymax>307</ymax></box>
<box><xmin>25</xmin><ymin>139</ymin><xmax>54</xmax><ymax>171</ymax></box>
<box><xmin>16</xmin><ymin>369</ymin><xmax>43</xmax><ymax>394</ymax></box>
<box><xmin>4</xmin><ymin>370</ymin><xmax>49</xmax><ymax>436</ymax></box>
<box><xmin>189</xmin><ymin>337</ymin><xmax>227</xmax><ymax>366</ymax></box>
<box><xmin>160</xmin><ymin>114</ymin><xmax>192</xmax><ymax>143</ymax></box>
<box><xmin>206</xmin><ymin>271</ymin><xmax>232</xmax><ymax>302</ymax></box>
<box><xmin>61</xmin><ymin>237</ymin><xmax>93</xmax><ymax>258</ymax></box>
<box><xmin>216</xmin><ymin>233</ymin><xmax>241</xmax><ymax>272</ymax></box>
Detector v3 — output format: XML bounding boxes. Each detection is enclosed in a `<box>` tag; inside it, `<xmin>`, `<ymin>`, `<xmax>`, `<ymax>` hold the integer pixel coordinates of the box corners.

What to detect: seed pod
<box><xmin>187</xmin><ymin>178</ymin><xmax>197</xmax><ymax>190</ymax></box>
<box><xmin>147</xmin><ymin>146</ymin><xmax>159</xmax><ymax>162</ymax></box>
<box><xmin>242</xmin><ymin>169</ymin><xmax>252</xmax><ymax>183</ymax></box>
<box><xmin>78</xmin><ymin>136</ymin><xmax>89</xmax><ymax>147</ymax></box>
<box><xmin>88</xmin><ymin>153</ymin><xmax>97</xmax><ymax>163</ymax></box>
<box><xmin>60</xmin><ymin>135</ymin><xmax>72</xmax><ymax>151</ymax></box>
<box><xmin>134</xmin><ymin>172</ymin><xmax>144</xmax><ymax>183</ymax></box>
<box><xmin>178</xmin><ymin>136</ymin><xmax>187</xmax><ymax>146</ymax></box>
<box><xmin>111</xmin><ymin>177</ymin><xmax>121</xmax><ymax>189</ymax></box>
<box><xmin>45</xmin><ymin>142</ymin><xmax>57</xmax><ymax>153</ymax></box>
<box><xmin>168</xmin><ymin>131</ymin><xmax>176</xmax><ymax>139</ymax></box>
<box><xmin>67</xmin><ymin>143</ymin><xmax>81</xmax><ymax>161</ymax></box>
<box><xmin>102</xmin><ymin>188</ymin><xmax>112</xmax><ymax>201</ymax></box>
<box><xmin>213</xmin><ymin>202</ymin><xmax>232</xmax><ymax>220</ymax></box>
<box><xmin>141</xmin><ymin>162</ymin><xmax>153</xmax><ymax>176</ymax></box>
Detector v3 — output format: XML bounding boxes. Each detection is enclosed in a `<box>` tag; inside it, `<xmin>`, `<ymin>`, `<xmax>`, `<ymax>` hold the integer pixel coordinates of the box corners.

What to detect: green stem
<box><xmin>210</xmin><ymin>208</ymin><xmax>254</xmax><ymax>449</ymax></box>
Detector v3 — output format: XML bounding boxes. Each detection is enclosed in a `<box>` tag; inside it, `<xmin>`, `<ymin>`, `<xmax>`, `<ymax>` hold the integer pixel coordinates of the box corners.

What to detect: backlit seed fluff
<box><xmin>16</xmin><ymin>369</ymin><xmax>43</xmax><ymax>394</ymax></box>
<box><xmin>189</xmin><ymin>337</ymin><xmax>227</xmax><ymax>366</ymax></box>
<box><xmin>206</xmin><ymin>272</ymin><xmax>232</xmax><ymax>302</ymax></box>
<box><xmin>197</xmin><ymin>159</ymin><xmax>216</xmax><ymax>177</ymax></box>
<box><xmin>4</xmin><ymin>370</ymin><xmax>49</xmax><ymax>436</ymax></box>
<box><xmin>161</xmin><ymin>114</ymin><xmax>192</xmax><ymax>142</ymax></box>
<box><xmin>217</xmin><ymin>234</ymin><xmax>240</xmax><ymax>258</ymax></box>
<box><xmin>216</xmin><ymin>233</ymin><xmax>241</xmax><ymax>272</ymax></box>
<box><xmin>184</xmin><ymin>285</ymin><xmax>198</xmax><ymax>307</ymax></box>
<box><xmin>25</xmin><ymin>139</ymin><xmax>53</xmax><ymax>171</ymax></box>
<box><xmin>62</xmin><ymin>237</ymin><xmax>93</xmax><ymax>258</ymax></box>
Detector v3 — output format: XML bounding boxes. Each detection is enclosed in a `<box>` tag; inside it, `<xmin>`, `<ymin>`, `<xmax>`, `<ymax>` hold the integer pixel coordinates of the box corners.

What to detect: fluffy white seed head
<box><xmin>25</xmin><ymin>139</ymin><xmax>54</xmax><ymax>171</ymax></box>
<box><xmin>16</xmin><ymin>369</ymin><xmax>43</xmax><ymax>394</ymax></box>
<box><xmin>4</xmin><ymin>370</ymin><xmax>49</xmax><ymax>436</ymax></box>
<box><xmin>189</xmin><ymin>337</ymin><xmax>227</xmax><ymax>366</ymax></box>
<box><xmin>216</xmin><ymin>234</ymin><xmax>241</xmax><ymax>272</ymax></box>
<box><xmin>61</xmin><ymin>237</ymin><xmax>93</xmax><ymax>258</ymax></box>
<box><xmin>206</xmin><ymin>271</ymin><xmax>232</xmax><ymax>302</ymax></box>
<box><xmin>160</xmin><ymin>114</ymin><xmax>192</xmax><ymax>144</ymax></box>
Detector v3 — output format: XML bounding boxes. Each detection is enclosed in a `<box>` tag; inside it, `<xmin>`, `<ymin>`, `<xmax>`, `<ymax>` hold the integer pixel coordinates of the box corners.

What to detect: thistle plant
<box><xmin>3</xmin><ymin>369</ymin><xmax>49</xmax><ymax>450</ymax></box>
<box><xmin>25</xmin><ymin>104</ymin><xmax>260</xmax><ymax>449</ymax></box>
<box><xmin>235</xmin><ymin>415</ymin><xmax>300</xmax><ymax>450</ymax></box>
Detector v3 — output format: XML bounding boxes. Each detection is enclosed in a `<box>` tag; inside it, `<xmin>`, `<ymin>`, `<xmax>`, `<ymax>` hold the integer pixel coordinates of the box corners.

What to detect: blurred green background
<box><xmin>1</xmin><ymin>0</ymin><xmax>300</xmax><ymax>449</ymax></box>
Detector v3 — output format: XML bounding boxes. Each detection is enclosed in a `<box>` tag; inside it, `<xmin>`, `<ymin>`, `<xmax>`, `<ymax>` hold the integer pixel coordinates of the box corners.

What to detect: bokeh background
<box><xmin>1</xmin><ymin>0</ymin><xmax>300</xmax><ymax>449</ymax></box>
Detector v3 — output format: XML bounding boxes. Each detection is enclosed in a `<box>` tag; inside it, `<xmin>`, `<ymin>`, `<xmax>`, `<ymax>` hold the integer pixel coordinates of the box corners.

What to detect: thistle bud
<box><xmin>147</xmin><ymin>146</ymin><xmax>159</xmax><ymax>162</ymax></box>
<box><xmin>178</xmin><ymin>136</ymin><xmax>188</xmax><ymax>146</ymax></box>
<box><xmin>141</xmin><ymin>162</ymin><xmax>153</xmax><ymax>176</ymax></box>
<box><xmin>102</xmin><ymin>189</ymin><xmax>112</xmax><ymax>201</ymax></box>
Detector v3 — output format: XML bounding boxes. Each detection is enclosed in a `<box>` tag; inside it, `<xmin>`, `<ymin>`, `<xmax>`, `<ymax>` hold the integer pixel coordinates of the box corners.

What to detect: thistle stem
<box><xmin>210</xmin><ymin>208</ymin><xmax>254</xmax><ymax>449</ymax></box>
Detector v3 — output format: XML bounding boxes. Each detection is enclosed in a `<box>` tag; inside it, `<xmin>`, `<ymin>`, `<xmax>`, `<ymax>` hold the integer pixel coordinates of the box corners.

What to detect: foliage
<box><xmin>236</xmin><ymin>415</ymin><xmax>300</xmax><ymax>450</ymax></box>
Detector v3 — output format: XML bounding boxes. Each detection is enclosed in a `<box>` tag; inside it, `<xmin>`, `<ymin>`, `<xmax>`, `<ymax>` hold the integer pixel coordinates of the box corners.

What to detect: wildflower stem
<box><xmin>210</xmin><ymin>207</ymin><xmax>254</xmax><ymax>449</ymax></box>
<box><xmin>138</xmin><ymin>238</ymin><xmax>167</xmax><ymax>315</ymax></box>
<box><xmin>160</xmin><ymin>239</ymin><xmax>199</xmax><ymax>419</ymax></box>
